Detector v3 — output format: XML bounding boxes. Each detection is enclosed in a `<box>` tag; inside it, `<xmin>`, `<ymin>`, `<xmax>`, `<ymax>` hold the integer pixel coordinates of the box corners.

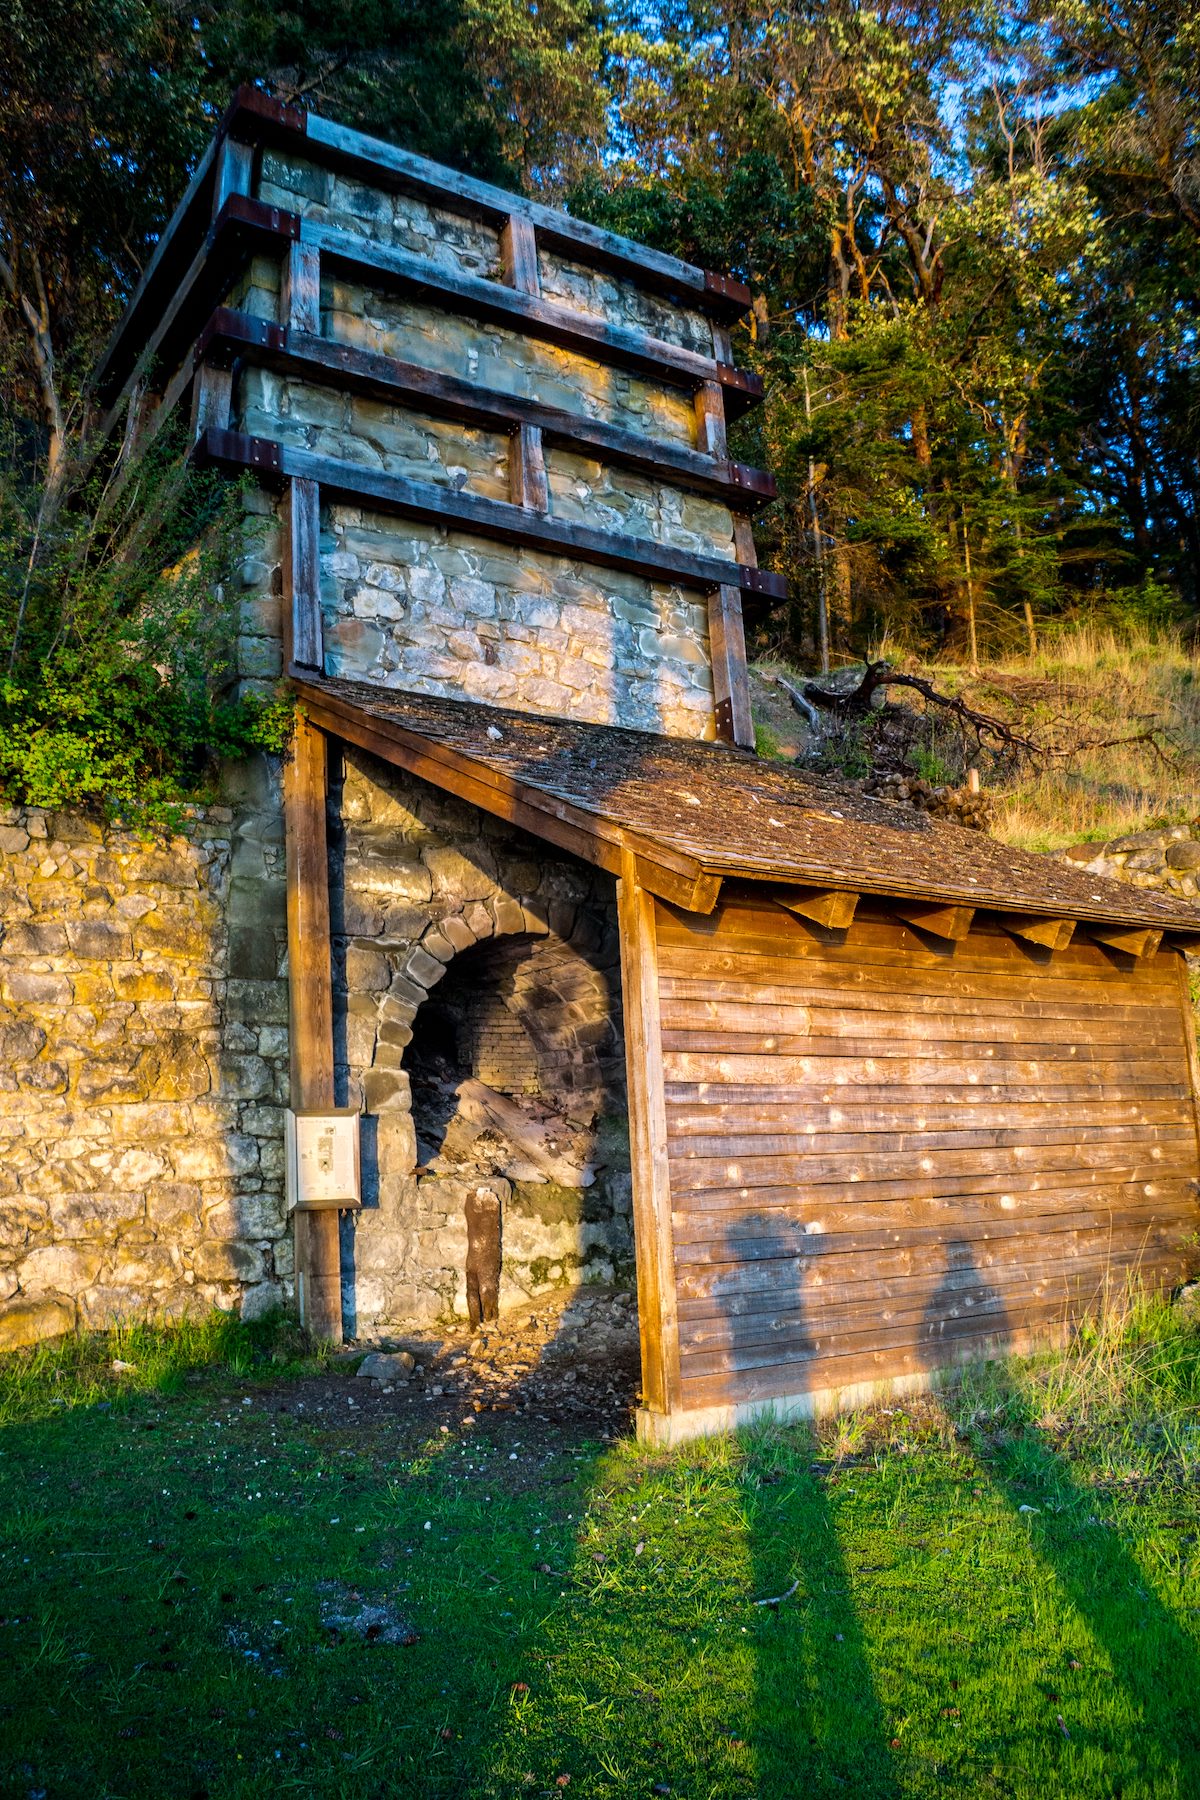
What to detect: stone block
<box><xmin>3</xmin><ymin>971</ymin><xmax>71</xmax><ymax>1007</ymax></box>
<box><xmin>1166</xmin><ymin>840</ymin><xmax>1200</xmax><ymax>871</ymax></box>
<box><xmin>172</xmin><ymin>1136</ymin><xmax>260</xmax><ymax>1181</ymax></box>
<box><xmin>67</xmin><ymin>919</ymin><xmax>134</xmax><ymax>961</ymax></box>
<box><xmin>215</xmin><ymin>1057</ymin><xmax>273</xmax><ymax>1103</ymax></box>
<box><xmin>5</xmin><ymin>919</ymin><xmax>70</xmax><ymax>957</ymax></box>
<box><xmin>17</xmin><ymin>1244</ymin><xmax>104</xmax><ymax>1294</ymax></box>
<box><xmin>404</xmin><ymin>945</ymin><xmax>446</xmax><ymax>989</ymax></box>
<box><xmin>357</xmin><ymin>1349</ymin><xmax>415</xmax><ymax>1380</ymax></box>
<box><xmin>0</xmin><ymin>1295</ymin><xmax>76</xmax><ymax>1350</ymax></box>
<box><xmin>422</xmin><ymin>844</ymin><xmax>497</xmax><ymax>902</ymax></box>
<box><xmin>346</xmin><ymin>945</ymin><xmax>391</xmax><ymax>991</ymax></box>
<box><xmin>241</xmin><ymin>1280</ymin><xmax>283</xmax><ymax>1321</ymax></box>
<box><xmin>192</xmin><ymin>1240</ymin><xmax>265</xmax><ymax>1284</ymax></box>
<box><xmin>227</xmin><ymin>979</ymin><xmax>289</xmax><ymax>1025</ymax></box>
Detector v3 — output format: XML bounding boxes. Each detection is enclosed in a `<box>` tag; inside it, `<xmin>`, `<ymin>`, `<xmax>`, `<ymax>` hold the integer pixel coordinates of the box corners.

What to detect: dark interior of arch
<box><xmin>407</xmin><ymin>927</ymin><xmax>626</xmax><ymax>1187</ymax></box>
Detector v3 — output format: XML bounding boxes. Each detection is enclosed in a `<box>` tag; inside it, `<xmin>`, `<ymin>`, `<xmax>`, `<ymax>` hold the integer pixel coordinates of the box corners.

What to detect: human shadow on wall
<box><xmin>715</xmin><ymin>1213</ymin><xmax>901</xmax><ymax>1796</ymax></box>
<box><xmin>919</xmin><ymin>1238</ymin><xmax>1015</xmax><ymax>1379</ymax></box>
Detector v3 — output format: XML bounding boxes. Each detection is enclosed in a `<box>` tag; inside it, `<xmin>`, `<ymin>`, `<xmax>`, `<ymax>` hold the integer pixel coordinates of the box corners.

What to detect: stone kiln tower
<box><xmin>75</xmin><ymin>89</ymin><xmax>1200</xmax><ymax>1440</ymax></box>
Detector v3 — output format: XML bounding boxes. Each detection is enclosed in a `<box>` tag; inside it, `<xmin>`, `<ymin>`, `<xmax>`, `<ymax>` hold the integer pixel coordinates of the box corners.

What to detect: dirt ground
<box><xmin>269</xmin><ymin>1287</ymin><xmax>643</xmax><ymax>1446</ymax></box>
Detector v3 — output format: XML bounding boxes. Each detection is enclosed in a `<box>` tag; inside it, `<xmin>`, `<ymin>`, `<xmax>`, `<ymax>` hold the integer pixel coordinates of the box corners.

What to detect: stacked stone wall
<box><xmin>0</xmin><ymin>764</ymin><xmax>291</xmax><ymax>1350</ymax></box>
<box><xmin>1056</xmin><ymin>823</ymin><xmax>1200</xmax><ymax>901</ymax></box>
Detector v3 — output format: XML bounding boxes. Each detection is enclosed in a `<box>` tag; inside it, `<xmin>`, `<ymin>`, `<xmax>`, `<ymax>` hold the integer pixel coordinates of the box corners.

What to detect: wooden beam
<box><xmin>301</xmin><ymin>214</ymin><xmax>764</xmax><ymax>415</ymax></box>
<box><xmin>997</xmin><ymin>913</ymin><xmax>1077</xmax><ymax>952</ymax></box>
<box><xmin>282</xmin><ymin>242</ymin><xmax>321</xmax><ymax>334</ymax></box>
<box><xmin>500</xmin><ymin>215</ymin><xmax>540</xmax><ymax>295</ymax></box>
<box><xmin>212</xmin><ymin>137</ymin><xmax>255</xmax><ymax>214</ymax></box>
<box><xmin>708</xmin><ymin>585</ymin><xmax>754</xmax><ymax>749</ymax></box>
<box><xmin>282</xmin><ymin>477</ymin><xmax>322</xmax><ymax>670</ymax></box>
<box><xmin>891</xmin><ymin>900</ymin><xmax>975</xmax><ymax>942</ymax></box>
<box><xmin>509</xmin><ymin>422</ymin><xmax>548</xmax><ymax>511</ymax></box>
<box><xmin>303</xmin><ymin>105</ymin><xmax>750</xmax><ymax>321</ymax></box>
<box><xmin>617</xmin><ymin>854</ymin><xmax>683</xmax><ymax>1429</ymax></box>
<box><xmin>186</xmin><ymin>138</ymin><xmax>256</xmax><ymax>440</ymax></box>
<box><xmin>284</xmin><ymin>715</ymin><xmax>342</xmax><ymax>1341</ymax></box>
<box><xmin>292</xmin><ymin>674</ymin><xmax>719</xmax><ymax>913</ymax></box>
<box><xmin>193</xmin><ymin>309</ymin><xmax>776</xmax><ymax>509</ymax></box>
<box><xmin>1086</xmin><ymin>923</ymin><xmax>1164</xmax><ymax>958</ymax></box>
<box><xmin>776</xmin><ymin>888</ymin><xmax>860</xmax><ymax>931</ymax></box>
<box><xmin>96</xmin><ymin>194</ymin><xmax>300</xmax><ymax>411</ymax></box>
<box><xmin>96</xmin><ymin>81</ymin><xmax>752</xmax><ymax>411</ymax></box>
<box><xmin>196</xmin><ymin>427</ymin><xmax>787</xmax><ymax>607</ymax></box>
<box><xmin>694</xmin><ymin>381</ymin><xmax>727</xmax><ymax>459</ymax></box>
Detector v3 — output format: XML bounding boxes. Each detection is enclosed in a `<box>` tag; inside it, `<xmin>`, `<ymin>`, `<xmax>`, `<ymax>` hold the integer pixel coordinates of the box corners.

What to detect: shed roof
<box><xmin>295</xmin><ymin>674</ymin><xmax>1200</xmax><ymax>936</ymax></box>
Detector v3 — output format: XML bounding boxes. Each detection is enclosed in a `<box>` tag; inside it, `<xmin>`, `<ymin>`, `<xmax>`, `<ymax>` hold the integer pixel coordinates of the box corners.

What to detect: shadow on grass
<box><xmin>744</xmin><ymin>1421</ymin><xmax>902</xmax><ymax>1798</ymax></box>
<box><xmin>952</xmin><ymin>1354</ymin><xmax>1200</xmax><ymax>1784</ymax></box>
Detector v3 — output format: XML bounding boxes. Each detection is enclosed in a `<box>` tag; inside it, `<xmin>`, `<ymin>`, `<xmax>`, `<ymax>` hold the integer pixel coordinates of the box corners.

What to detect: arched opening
<box><xmin>404</xmin><ymin>924</ymin><xmax>633</xmax><ymax>1320</ymax></box>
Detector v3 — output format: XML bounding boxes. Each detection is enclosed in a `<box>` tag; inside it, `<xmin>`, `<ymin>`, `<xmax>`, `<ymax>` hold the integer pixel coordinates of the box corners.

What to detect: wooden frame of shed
<box><xmin>99</xmin><ymin>91</ymin><xmax>1200</xmax><ymax>1443</ymax></box>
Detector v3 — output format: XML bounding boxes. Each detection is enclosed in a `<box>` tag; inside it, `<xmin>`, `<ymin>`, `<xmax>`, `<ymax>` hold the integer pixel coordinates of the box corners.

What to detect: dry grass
<box><xmin>913</xmin><ymin>624</ymin><xmax>1200</xmax><ymax>851</ymax></box>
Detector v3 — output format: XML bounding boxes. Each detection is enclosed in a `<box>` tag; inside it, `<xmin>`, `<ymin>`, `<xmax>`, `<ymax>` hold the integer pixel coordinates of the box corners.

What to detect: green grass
<box><xmin>2</xmin><ymin>1301</ymin><xmax>1200</xmax><ymax>1797</ymax></box>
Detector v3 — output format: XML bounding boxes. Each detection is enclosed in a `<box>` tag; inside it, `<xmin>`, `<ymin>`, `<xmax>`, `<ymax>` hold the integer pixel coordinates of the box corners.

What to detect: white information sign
<box><xmin>286</xmin><ymin>1108</ymin><xmax>362</xmax><ymax>1209</ymax></box>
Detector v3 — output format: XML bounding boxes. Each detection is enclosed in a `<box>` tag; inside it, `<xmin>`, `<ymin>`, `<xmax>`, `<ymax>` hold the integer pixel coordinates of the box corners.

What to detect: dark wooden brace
<box><xmin>196</xmin><ymin>307</ymin><xmax>776</xmax><ymax>512</ymax></box>
<box><xmin>96</xmin><ymin>84</ymin><xmax>753</xmax><ymax>405</ymax></box>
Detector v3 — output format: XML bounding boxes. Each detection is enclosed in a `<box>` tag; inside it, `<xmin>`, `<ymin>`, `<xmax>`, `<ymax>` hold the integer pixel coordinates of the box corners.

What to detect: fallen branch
<box><xmin>752</xmin><ymin>1578</ymin><xmax>800</xmax><ymax>1607</ymax></box>
<box><xmin>804</xmin><ymin>661</ymin><xmax>1040</xmax><ymax>758</ymax></box>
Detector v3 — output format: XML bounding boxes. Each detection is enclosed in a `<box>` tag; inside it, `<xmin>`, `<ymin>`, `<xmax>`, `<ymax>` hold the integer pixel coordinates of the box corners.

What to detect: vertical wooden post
<box><xmin>282</xmin><ymin>241</ymin><xmax>321</xmax><ymax>336</ymax></box>
<box><xmin>617</xmin><ymin>853</ymin><xmax>682</xmax><ymax>1432</ymax></box>
<box><xmin>694</xmin><ymin>381</ymin><xmax>728</xmax><ymax>459</ymax></box>
<box><xmin>285</xmin><ymin>714</ymin><xmax>343</xmax><ymax>1340</ymax></box>
<box><xmin>509</xmin><ymin>423</ymin><xmax>548</xmax><ymax>511</ymax></box>
<box><xmin>282</xmin><ymin>476</ymin><xmax>323</xmax><ymax>670</ymax></box>
<box><xmin>708</xmin><ymin>584</ymin><xmax>755</xmax><ymax>749</ymax></box>
<box><xmin>500</xmin><ymin>214</ymin><xmax>540</xmax><ymax>295</ymax></box>
<box><xmin>1173</xmin><ymin>952</ymin><xmax>1200</xmax><ymax>1169</ymax></box>
<box><xmin>189</xmin><ymin>138</ymin><xmax>255</xmax><ymax>440</ymax></box>
<box><xmin>213</xmin><ymin>137</ymin><xmax>255</xmax><ymax>215</ymax></box>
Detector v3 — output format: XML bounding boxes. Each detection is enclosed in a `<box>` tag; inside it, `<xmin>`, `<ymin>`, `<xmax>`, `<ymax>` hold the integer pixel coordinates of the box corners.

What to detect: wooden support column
<box><xmin>189</xmin><ymin>138</ymin><xmax>255</xmax><ymax>440</ymax></box>
<box><xmin>694</xmin><ymin>381</ymin><xmax>727</xmax><ymax>459</ymax></box>
<box><xmin>708</xmin><ymin>584</ymin><xmax>755</xmax><ymax>749</ymax></box>
<box><xmin>282</xmin><ymin>241</ymin><xmax>321</xmax><ymax>335</ymax></box>
<box><xmin>500</xmin><ymin>218</ymin><xmax>547</xmax><ymax>506</ymax></box>
<box><xmin>617</xmin><ymin>853</ymin><xmax>682</xmax><ymax>1435</ymax></box>
<box><xmin>509</xmin><ymin>422</ymin><xmax>548</xmax><ymax>511</ymax></box>
<box><xmin>283</xmin><ymin>475</ymin><xmax>323</xmax><ymax>670</ymax></box>
<box><xmin>285</xmin><ymin>714</ymin><xmax>343</xmax><ymax>1341</ymax></box>
<box><xmin>500</xmin><ymin>214</ymin><xmax>540</xmax><ymax>295</ymax></box>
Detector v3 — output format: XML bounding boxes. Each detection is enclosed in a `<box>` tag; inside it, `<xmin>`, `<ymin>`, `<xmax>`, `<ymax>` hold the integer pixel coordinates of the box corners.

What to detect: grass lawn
<box><xmin>2</xmin><ymin>1304</ymin><xmax>1200</xmax><ymax>1798</ymax></box>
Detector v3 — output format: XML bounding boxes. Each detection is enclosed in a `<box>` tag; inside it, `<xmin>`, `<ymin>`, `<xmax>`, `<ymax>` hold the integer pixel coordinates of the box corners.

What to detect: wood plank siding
<box><xmin>645</xmin><ymin>888</ymin><xmax>1200</xmax><ymax>1430</ymax></box>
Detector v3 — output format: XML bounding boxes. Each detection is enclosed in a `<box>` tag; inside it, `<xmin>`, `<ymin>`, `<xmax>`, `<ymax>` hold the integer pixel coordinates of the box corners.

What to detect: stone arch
<box><xmin>332</xmin><ymin>747</ymin><xmax>633</xmax><ymax>1328</ymax></box>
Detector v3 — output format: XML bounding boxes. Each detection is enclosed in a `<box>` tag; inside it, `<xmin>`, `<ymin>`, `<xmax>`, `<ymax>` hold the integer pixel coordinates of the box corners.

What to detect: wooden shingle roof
<box><xmin>296</xmin><ymin>674</ymin><xmax>1200</xmax><ymax>936</ymax></box>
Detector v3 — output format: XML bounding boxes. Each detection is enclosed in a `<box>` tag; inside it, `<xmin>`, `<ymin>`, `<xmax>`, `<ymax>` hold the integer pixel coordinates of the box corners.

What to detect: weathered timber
<box><xmin>890</xmin><ymin>900</ymin><xmax>975</xmax><ymax>941</ymax></box>
<box><xmin>500</xmin><ymin>215</ymin><xmax>540</xmax><ymax>296</ymax></box>
<box><xmin>196</xmin><ymin>428</ymin><xmax>784</xmax><ymax>608</ymax></box>
<box><xmin>776</xmin><ymin>889</ymin><xmax>859</xmax><ymax>931</ymax></box>
<box><xmin>282</xmin><ymin>476</ymin><xmax>322</xmax><ymax>670</ymax></box>
<box><xmin>707</xmin><ymin>586</ymin><xmax>754</xmax><ymax>749</ymax></box>
<box><xmin>509</xmin><ymin>422</ymin><xmax>548</xmax><ymax>512</ymax></box>
<box><xmin>291</xmin><ymin>674</ymin><xmax>720</xmax><ymax>914</ymax></box>
<box><xmin>464</xmin><ymin>1189</ymin><xmax>502</xmax><ymax>1327</ymax></box>
<box><xmin>997</xmin><ymin>912</ymin><xmax>1076</xmax><ymax>952</ymax></box>
<box><xmin>618</xmin><ymin>853</ymin><xmax>683</xmax><ymax>1428</ymax></box>
<box><xmin>284</xmin><ymin>715</ymin><xmax>341</xmax><ymax>1340</ymax></box>
<box><xmin>1086</xmin><ymin>923</ymin><xmax>1164</xmax><ymax>958</ymax></box>
<box><xmin>648</xmin><ymin>887</ymin><xmax>1200</xmax><ymax>1427</ymax></box>
<box><xmin>194</xmin><ymin>309</ymin><xmax>775</xmax><ymax>509</ymax></box>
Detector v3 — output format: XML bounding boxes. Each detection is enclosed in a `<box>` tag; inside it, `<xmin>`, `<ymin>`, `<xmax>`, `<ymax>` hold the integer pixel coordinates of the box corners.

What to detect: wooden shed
<box><xmin>96</xmin><ymin>89</ymin><xmax>1200</xmax><ymax>1443</ymax></box>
